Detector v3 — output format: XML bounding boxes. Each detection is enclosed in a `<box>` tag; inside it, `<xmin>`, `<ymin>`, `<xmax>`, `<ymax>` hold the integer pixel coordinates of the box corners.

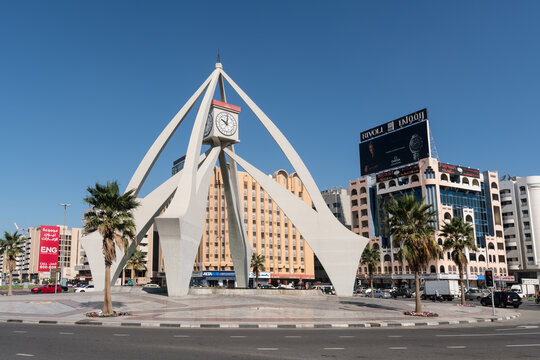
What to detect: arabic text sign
<box><xmin>38</xmin><ymin>225</ymin><xmax>60</xmax><ymax>271</ymax></box>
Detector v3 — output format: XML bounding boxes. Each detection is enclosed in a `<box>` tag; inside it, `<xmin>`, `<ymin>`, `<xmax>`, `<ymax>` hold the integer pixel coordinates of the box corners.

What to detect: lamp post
<box><xmin>59</xmin><ymin>203</ymin><xmax>71</xmax><ymax>286</ymax></box>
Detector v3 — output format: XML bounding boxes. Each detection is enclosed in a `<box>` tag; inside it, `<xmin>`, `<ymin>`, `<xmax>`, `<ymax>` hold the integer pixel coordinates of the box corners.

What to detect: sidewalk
<box><xmin>0</xmin><ymin>290</ymin><xmax>519</xmax><ymax>328</ymax></box>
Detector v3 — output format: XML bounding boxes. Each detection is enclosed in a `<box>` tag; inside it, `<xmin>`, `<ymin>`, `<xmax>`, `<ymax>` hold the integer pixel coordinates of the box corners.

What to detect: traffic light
<box><xmin>485</xmin><ymin>269</ymin><xmax>494</xmax><ymax>288</ymax></box>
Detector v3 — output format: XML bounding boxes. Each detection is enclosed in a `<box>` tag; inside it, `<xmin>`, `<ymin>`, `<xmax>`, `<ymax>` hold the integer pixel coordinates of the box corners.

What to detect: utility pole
<box><xmin>59</xmin><ymin>203</ymin><xmax>71</xmax><ymax>287</ymax></box>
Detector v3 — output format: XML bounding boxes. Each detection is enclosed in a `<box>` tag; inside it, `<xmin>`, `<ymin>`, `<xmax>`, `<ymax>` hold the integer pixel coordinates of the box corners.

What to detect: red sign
<box><xmin>38</xmin><ymin>225</ymin><xmax>60</xmax><ymax>271</ymax></box>
<box><xmin>439</xmin><ymin>162</ymin><xmax>480</xmax><ymax>178</ymax></box>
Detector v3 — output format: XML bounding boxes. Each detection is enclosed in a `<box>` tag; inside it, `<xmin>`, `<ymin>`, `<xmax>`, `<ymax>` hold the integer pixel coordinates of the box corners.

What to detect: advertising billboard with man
<box><xmin>360</xmin><ymin>120</ymin><xmax>431</xmax><ymax>176</ymax></box>
<box><xmin>38</xmin><ymin>225</ymin><xmax>60</xmax><ymax>271</ymax></box>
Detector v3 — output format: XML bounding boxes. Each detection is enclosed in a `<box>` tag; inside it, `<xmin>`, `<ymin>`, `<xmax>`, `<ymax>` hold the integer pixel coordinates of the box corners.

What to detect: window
<box><xmin>491</xmin><ymin>182</ymin><xmax>498</xmax><ymax>189</ymax></box>
<box><xmin>378</xmin><ymin>183</ymin><xmax>386</xmax><ymax>190</ymax></box>
<box><xmin>441</xmin><ymin>174</ymin><xmax>449</xmax><ymax>181</ymax></box>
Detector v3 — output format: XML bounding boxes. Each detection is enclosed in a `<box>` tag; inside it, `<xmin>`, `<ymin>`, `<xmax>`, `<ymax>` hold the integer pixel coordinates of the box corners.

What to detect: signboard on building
<box><xmin>360</xmin><ymin>121</ymin><xmax>431</xmax><ymax>176</ymax></box>
<box><xmin>38</xmin><ymin>225</ymin><xmax>60</xmax><ymax>272</ymax></box>
<box><xmin>361</xmin><ymin>108</ymin><xmax>428</xmax><ymax>143</ymax></box>
<box><xmin>376</xmin><ymin>164</ymin><xmax>420</xmax><ymax>182</ymax></box>
<box><xmin>439</xmin><ymin>162</ymin><xmax>480</xmax><ymax>178</ymax></box>
<box><xmin>522</xmin><ymin>278</ymin><xmax>539</xmax><ymax>285</ymax></box>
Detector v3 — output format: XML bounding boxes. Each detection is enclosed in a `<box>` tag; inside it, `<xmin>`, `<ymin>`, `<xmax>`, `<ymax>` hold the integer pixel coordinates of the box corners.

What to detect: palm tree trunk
<box><xmin>103</xmin><ymin>264</ymin><xmax>113</xmax><ymax>315</ymax></box>
<box><xmin>370</xmin><ymin>272</ymin><xmax>374</xmax><ymax>298</ymax></box>
<box><xmin>122</xmin><ymin>268</ymin><xmax>125</xmax><ymax>286</ymax></box>
<box><xmin>459</xmin><ymin>265</ymin><xmax>465</xmax><ymax>305</ymax></box>
<box><xmin>414</xmin><ymin>271</ymin><xmax>422</xmax><ymax>313</ymax></box>
<box><xmin>255</xmin><ymin>272</ymin><xmax>259</xmax><ymax>289</ymax></box>
<box><xmin>8</xmin><ymin>271</ymin><xmax>13</xmax><ymax>296</ymax></box>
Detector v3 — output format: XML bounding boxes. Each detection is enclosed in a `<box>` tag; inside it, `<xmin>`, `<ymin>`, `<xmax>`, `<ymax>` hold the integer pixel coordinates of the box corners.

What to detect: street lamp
<box><xmin>59</xmin><ymin>203</ymin><xmax>71</xmax><ymax>286</ymax></box>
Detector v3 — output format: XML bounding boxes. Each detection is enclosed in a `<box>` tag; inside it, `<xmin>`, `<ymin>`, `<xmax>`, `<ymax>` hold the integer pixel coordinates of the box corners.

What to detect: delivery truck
<box><xmin>423</xmin><ymin>280</ymin><xmax>460</xmax><ymax>301</ymax></box>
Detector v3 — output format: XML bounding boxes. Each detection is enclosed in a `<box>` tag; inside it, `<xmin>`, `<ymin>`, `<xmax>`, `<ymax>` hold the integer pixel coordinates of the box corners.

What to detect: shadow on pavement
<box><xmin>340</xmin><ymin>300</ymin><xmax>401</xmax><ymax>311</ymax></box>
<box><xmin>78</xmin><ymin>301</ymin><xmax>126</xmax><ymax>309</ymax></box>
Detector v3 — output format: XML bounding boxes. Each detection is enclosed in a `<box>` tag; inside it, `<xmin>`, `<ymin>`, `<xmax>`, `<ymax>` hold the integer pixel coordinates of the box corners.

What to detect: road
<box><xmin>2</xmin><ymin>321</ymin><xmax>540</xmax><ymax>359</ymax></box>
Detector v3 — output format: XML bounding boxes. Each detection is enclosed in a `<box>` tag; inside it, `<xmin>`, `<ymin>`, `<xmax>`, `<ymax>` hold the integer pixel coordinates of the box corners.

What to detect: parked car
<box><xmin>365</xmin><ymin>289</ymin><xmax>392</xmax><ymax>298</ymax></box>
<box><xmin>143</xmin><ymin>283</ymin><xmax>160</xmax><ymax>288</ymax></box>
<box><xmin>260</xmin><ymin>284</ymin><xmax>276</xmax><ymax>289</ymax></box>
<box><xmin>75</xmin><ymin>285</ymin><xmax>95</xmax><ymax>293</ymax></box>
<box><xmin>480</xmin><ymin>291</ymin><xmax>522</xmax><ymax>308</ymax></box>
<box><xmin>391</xmin><ymin>288</ymin><xmax>412</xmax><ymax>298</ymax></box>
<box><xmin>31</xmin><ymin>284</ymin><xmax>63</xmax><ymax>293</ymax></box>
<box><xmin>465</xmin><ymin>288</ymin><xmax>490</xmax><ymax>301</ymax></box>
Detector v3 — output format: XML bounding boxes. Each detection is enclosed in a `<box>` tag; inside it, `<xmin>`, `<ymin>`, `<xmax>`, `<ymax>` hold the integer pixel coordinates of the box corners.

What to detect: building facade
<box><xmin>499</xmin><ymin>175</ymin><xmax>540</xmax><ymax>282</ymax></box>
<box><xmin>350</xmin><ymin>157</ymin><xmax>509</xmax><ymax>288</ymax></box>
<box><xmin>0</xmin><ymin>226</ymin><xmax>84</xmax><ymax>284</ymax></box>
<box><xmin>144</xmin><ymin>166</ymin><xmax>315</xmax><ymax>287</ymax></box>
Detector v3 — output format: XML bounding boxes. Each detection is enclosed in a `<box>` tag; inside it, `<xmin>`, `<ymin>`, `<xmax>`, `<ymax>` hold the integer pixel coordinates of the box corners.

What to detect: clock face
<box><xmin>203</xmin><ymin>113</ymin><xmax>213</xmax><ymax>137</ymax></box>
<box><xmin>215</xmin><ymin>112</ymin><xmax>237</xmax><ymax>136</ymax></box>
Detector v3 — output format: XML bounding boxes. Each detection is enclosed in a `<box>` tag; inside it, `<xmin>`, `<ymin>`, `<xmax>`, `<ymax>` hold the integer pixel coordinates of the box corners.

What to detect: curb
<box><xmin>0</xmin><ymin>314</ymin><xmax>520</xmax><ymax>329</ymax></box>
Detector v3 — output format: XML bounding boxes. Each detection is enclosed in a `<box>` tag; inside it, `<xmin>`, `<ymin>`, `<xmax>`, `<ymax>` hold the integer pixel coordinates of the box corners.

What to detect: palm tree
<box><xmin>441</xmin><ymin>217</ymin><xmax>477</xmax><ymax>305</ymax></box>
<box><xmin>0</xmin><ymin>231</ymin><xmax>26</xmax><ymax>296</ymax></box>
<box><xmin>251</xmin><ymin>253</ymin><xmax>265</xmax><ymax>288</ymax></box>
<box><xmin>387</xmin><ymin>195</ymin><xmax>438</xmax><ymax>313</ymax></box>
<box><xmin>360</xmin><ymin>245</ymin><xmax>380</xmax><ymax>298</ymax></box>
<box><xmin>83</xmin><ymin>181</ymin><xmax>139</xmax><ymax>315</ymax></box>
<box><xmin>127</xmin><ymin>249</ymin><xmax>147</xmax><ymax>285</ymax></box>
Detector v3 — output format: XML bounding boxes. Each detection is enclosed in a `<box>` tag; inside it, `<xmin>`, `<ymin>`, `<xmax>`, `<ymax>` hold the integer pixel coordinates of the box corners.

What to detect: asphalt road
<box><xmin>2</xmin><ymin>321</ymin><xmax>540</xmax><ymax>359</ymax></box>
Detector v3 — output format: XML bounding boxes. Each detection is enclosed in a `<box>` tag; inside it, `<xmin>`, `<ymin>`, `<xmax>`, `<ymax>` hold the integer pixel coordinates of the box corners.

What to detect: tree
<box><xmin>360</xmin><ymin>245</ymin><xmax>380</xmax><ymax>298</ymax></box>
<box><xmin>127</xmin><ymin>249</ymin><xmax>147</xmax><ymax>285</ymax></box>
<box><xmin>0</xmin><ymin>231</ymin><xmax>25</xmax><ymax>296</ymax></box>
<box><xmin>441</xmin><ymin>217</ymin><xmax>477</xmax><ymax>305</ymax></box>
<box><xmin>83</xmin><ymin>181</ymin><xmax>139</xmax><ymax>315</ymax></box>
<box><xmin>387</xmin><ymin>195</ymin><xmax>438</xmax><ymax>313</ymax></box>
<box><xmin>250</xmin><ymin>253</ymin><xmax>265</xmax><ymax>288</ymax></box>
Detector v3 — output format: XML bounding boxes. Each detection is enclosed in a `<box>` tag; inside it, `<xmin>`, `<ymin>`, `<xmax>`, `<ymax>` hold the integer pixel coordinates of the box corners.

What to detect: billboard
<box><xmin>439</xmin><ymin>162</ymin><xmax>480</xmax><ymax>178</ymax></box>
<box><xmin>376</xmin><ymin>164</ymin><xmax>420</xmax><ymax>182</ymax></box>
<box><xmin>361</xmin><ymin>108</ymin><xmax>427</xmax><ymax>143</ymax></box>
<box><xmin>360</xmin><ymin>121</ymin><xmax>431</xmax><ymax>176</ymax></box>
<box><xmin>38</xmin><ymin>225</ymin><xmax>60</xmax><ymax>272</ymax></box>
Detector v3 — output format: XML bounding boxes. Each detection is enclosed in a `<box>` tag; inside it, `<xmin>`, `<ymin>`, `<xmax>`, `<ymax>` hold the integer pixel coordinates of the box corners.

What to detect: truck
<box><xmin>511</xmin><ymin>284</ymin><xmax>537</xmax><ymax>297</ymax></box>
<box><xmin>423</xmin><ymin>280</ymin><xmax>460</xmax><ymax>301</ymax></box>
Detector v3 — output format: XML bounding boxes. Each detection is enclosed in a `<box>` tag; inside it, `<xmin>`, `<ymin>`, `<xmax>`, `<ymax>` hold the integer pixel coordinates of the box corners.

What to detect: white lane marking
<box><xmin>174</xmin><ymin>335</ymin><xmax>190</xmax><ymax>338</ymax></box>
<box><xmin>59</xmin><ymin>332</ymin><xmax>73</xmax><ymax>335</ymax></box>
<box><xmin>16</xmin><ymin>354</ymin><xmax>34</xmax><ymax>357</ymax></box>
<box><xmin>324</xmin><ymin>348</ymin><xmax>345</xmax><ymax>350</ymax></box>
<box><xmin>496</xmin><ymin>325</ymin><xmax>539</xmax><ymax>331</ymax></box>
<box><xmin>230</xmin><ymin>335</ymin><xmax>246</xmax><ymax>338</ymax></box>
<box><xmin>389</xmin><ymin>347</ymin><xmax>407</xmax><ymax>350</ymax></box>
<box><xmin>506</xmin><ymin>344</ymin><xmax>540</xmax><ymax>347</ymax></box>
<box><xmin>388</xmin><ymin>335</ymin><xmax>403</xmax><ymax>338</ymax></box>
<box><xmin>113</xmin><ymin>333</ymin><xmax>129</xmax><ymax>337</ymax></box>
<box><xmin>447</xmin><ymin>346</ymin><xmax>467</xmax><ymax>349</ymax></box>
<box><xmin>339</xmin><ymin>335</ymin><xmax>355</xmax><ymax>338</ymax></box>
<box><xmin>257</xmin><ymin>348</ymin><xmax>278</xmax><ymax>351</ymax></box>
<box><xmin>13</xmin><ymin>331</ymin><xmax>27</xmax><ymax>334</ymax></box>
<box><xmin>437</xmin><ymin>332</ymin><xmax>540</xmax><ymax>337</ymax></box>
<box><xmin>285</xmin><ymin>335</ymin><xmax>302</xmax><ymax>338</ymax></box>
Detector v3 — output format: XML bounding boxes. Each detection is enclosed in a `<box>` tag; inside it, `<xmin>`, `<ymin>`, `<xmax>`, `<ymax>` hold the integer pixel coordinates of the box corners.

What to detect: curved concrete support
<box><xmin>125</xmin><ymin>71</ymin><xmax>215</xmax><ymax>195</ymax></box>
<box><xmin>82</xmin><ymin>152</ymin><xmax>211</xmax><ymax>291</ymax></box>
<box><xmin>218</xmin><ymin>151</ymin><xmax>251</xmax><ymax>288</ymax></box>
<box><xmin>219</xmin><ymin>69</ymin><xmax>327</xmax><ymax>213</ymax></box>
<box><xmin>155</xmin><ymin>147</ymin><xmax>221</xmax><ymax>296</ymax></box>
<box><xmin>224</xmin><ymin>148</ymin><xmax>368</xmax><ymax>296</ymax></box>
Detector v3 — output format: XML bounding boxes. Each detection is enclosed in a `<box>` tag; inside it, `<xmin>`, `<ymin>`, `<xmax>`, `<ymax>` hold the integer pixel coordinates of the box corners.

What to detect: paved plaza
<box><xmin>0</xmin><ymin>289</ymin><xmax>520</xmax><ymax>328</ymax></box>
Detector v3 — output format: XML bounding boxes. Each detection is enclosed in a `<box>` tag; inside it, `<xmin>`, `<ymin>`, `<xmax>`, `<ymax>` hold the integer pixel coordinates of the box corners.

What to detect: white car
<box><xmin>143</xmin><ymin>283</ymin><xmax>160</xmax><ymax>288</ymax></box>
<box><xmin>365</xmin><ymin>289</ymin><xmax>391</xmax><ymax>298</ymax></box>
<box><xmin>75</xmin><ymin>285</ymin><xmax>95</xmax><ymax>293</ymax></box>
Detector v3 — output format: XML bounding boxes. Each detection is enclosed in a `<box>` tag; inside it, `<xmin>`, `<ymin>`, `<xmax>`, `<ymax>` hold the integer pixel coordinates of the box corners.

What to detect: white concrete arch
<box><xmin>81</xmin><ymin>63</ymin><xmax>367</xmax><ymax>297</ymax></box>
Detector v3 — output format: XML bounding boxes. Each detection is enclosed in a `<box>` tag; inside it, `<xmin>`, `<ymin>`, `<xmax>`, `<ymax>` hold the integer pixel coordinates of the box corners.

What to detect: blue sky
<box><xmin>1</xmin><ymin>1</ymin><xmax>539</xmax><ymax>232</ymax></box>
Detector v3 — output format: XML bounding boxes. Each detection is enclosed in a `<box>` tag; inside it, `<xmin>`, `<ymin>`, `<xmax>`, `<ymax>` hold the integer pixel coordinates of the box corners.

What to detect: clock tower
<box><xmin>203</xmin><ymin>99</ymin><xmax>240</xmax><ymax>144</ymax></box>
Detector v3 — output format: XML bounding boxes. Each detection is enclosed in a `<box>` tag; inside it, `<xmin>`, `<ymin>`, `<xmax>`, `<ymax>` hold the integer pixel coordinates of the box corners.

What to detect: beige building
<box><xmin>350</xmin><ymin>157</ymin><xmax>509</xmax><ymax>288</ymax></box>
<box><xmin>144</xmin><ymin>166</ymin><xmax>315</xmax><ymax>286</ymax></box>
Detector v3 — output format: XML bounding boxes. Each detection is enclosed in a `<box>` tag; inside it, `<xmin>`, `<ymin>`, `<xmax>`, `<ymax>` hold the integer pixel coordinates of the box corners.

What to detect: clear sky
<box><xmin>1</xmin><ymin>1</ymin><xmax>539</xmax><ymax>233</ymax></box>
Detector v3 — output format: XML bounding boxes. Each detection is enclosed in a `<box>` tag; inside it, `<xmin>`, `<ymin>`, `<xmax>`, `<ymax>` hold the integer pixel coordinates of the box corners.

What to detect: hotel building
<box><xmin>350</xmin><ymin>157</ymin><xmax>509</xmax><ymax>288</ymax></box>
<box><xmin>144</xmin><ymin>164</ymin><xmax>315</xmax><ymax>287</ymax></box>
